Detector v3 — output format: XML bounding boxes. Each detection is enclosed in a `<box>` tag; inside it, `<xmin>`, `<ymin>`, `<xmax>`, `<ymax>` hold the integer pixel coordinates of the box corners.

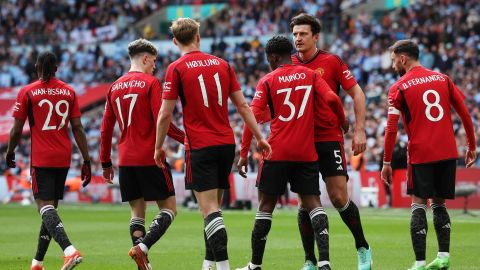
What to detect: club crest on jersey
<box><xmin>315</xmin><ymin>67</ymin><xmax>325</xmax><ymax>76</ymax></box>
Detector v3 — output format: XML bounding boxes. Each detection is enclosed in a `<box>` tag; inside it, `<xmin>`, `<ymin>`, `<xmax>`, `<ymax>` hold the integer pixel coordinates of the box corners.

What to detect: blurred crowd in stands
<box><xmin>0</xmin><ymin>0</ymin><xmax>479</xmax><ymax>178</ymax></box>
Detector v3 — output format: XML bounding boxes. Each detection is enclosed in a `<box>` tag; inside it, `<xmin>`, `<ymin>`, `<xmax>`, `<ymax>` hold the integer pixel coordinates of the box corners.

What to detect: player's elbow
<box><xmin>158</xmin><ymin>111</ymin><xmax>173</xmax><ymax>124</ymax></box>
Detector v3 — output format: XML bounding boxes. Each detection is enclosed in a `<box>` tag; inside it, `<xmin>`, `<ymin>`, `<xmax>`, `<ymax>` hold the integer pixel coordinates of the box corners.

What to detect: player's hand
<box><xmin>5</xmin><ymin>152</ymin><xmax>15</xmax><ymax>168</ymax></box>
<box><xmin>465</xmin><ymin>150</ymin><xmax>477</xmax><ymax>168</ymax></box>
<box><xmin>103</xmin><ymin>167</ymin><xmax>114</xmax><ymax>184</ymax></box>
<box><xmin>81</xmin><ymin>160</ymin><xmax>92</xmax><ymax>187</ymax></box>
<box><xmin>341</xmin><ymin>121</ymin><xmax>350</xmax><ymax>134</ymax></box>
<box><xmin>257</xmin><ymin>139</ymin><xmax>272</xmax><ymax>160</ymax></box>
<box><xmin>237</xmin><ymin>157</ymin><xmax>248</xmax><ymax>178</ymax></box>
<box><xmin>154</xmin><ymin>148</ymin><xmax>166</xmax><ymax>169</ymax></box>
<box><xmin>352</xmin><ymin>129</ymin><xmax>367</xmax><ymax>156</ymax></box>
<box><xmin>381</xmin><ymin>163</ymin><xmax>392</xmax><ymax>186</ymax></box>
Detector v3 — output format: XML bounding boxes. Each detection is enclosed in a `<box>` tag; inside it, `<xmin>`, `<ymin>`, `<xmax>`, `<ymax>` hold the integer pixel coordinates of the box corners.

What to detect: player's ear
<box><xmin>313</xmin><ymin>32</ymin><xmax>319</xmax><ymax>41</ymax></box>
<box><xmin>196</xmin><ymin>33</ymin><xmax>200</xmax><ymax>43</ymax></box>
<box><xmin>173</xmin><ymin>38</ymin><xmax>178</xmax><ymax>46</ymax></box>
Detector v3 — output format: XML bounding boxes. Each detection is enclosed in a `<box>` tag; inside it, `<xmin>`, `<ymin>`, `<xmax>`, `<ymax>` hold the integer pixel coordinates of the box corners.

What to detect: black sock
<box><xmin>251</xmin><ymin>211</ymin><xmax>272</xmax><ymax>265</ymax></box>
<box><xmin>142</xmin><ymin>210</ymin><xmax>174</xmax><ymax>249</ymax></box>
<box><xmin>338</xmin><ymin>200</ymin><xmax>369</xmax><ymax>249</ymax></box>
<box><xmin>410</xmin><ymin>204</ymin><xmax>428</xmax><ymax>261</ymax></box>
<box><xmin>129</xmin><ymin>217</ymin><xmax>146</xmax><ymax>246</ymax></box>
<box><xmin>432</xmin><ymin>203</ymin><xmax>450</xmax><ymax>253</ymax></box>
<box><xmin>34</xmin><ymin>222</ymin><xmax>51</xmax><ymax>261</ymax></box>
<box><xmin>310</xmin><ymin>207</ymin><xmax>329</xmax><ymax>264</ymax></box>
<box><xmin>298</xmin><ymin>208</ymin><xmax>317</xmax><ymax>264</ymax></box>
<box><xmin>204</xmin><ymin>231</ymin><xmax>215</xmax><ymax>261</ymax></box>
<box><xmin>39</xmin><ymin>205</ymin><xmax>71</xmax><ymax>251</ymax></box>
<box><xmin>204</xmin><ymin>211</ymin><xmax>228</xmax><ymax>262</ymax></box>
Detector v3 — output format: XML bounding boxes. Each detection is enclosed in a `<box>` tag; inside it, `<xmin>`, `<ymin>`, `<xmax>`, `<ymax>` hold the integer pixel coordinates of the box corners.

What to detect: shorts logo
<box><xmin>416</xmin><ymin>229</ymin><xmax>427</xmax><ymax>235</ymax></box>
<box><xmin>315</xmin><ymin>67</ymin><xmax>325</xmax><ymax>76</ymax></box>
<box><xmin>336</xmin><ymin>164</ymin><xmax>343</xmax><ymax>171</ymax></box>
<box><xmin>320</xmin><ymin>228</ymin><xmax>329</xmax><ymax>235</ymax></box>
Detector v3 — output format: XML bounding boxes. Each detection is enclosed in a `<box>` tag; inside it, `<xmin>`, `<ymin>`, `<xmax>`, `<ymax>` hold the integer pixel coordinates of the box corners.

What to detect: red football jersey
<box><xmin>292</xmin><ymin>50</ymin><xmax>357</xmax><ymax>142</ymax></box>
<box><xmin>388</xmin><ymin>66</ymin><xmax>463</xmax><ymax>164</ymax></box>
<box><xmin>162</xmin><ymin>51</ymin><xmax>240</xmax><ymax>150</ymax></box>
<box><xmin>12</xmin><ymin>78</ymin><xmax>81</xmax><ymax>167</ymax></box>
<box><xmin>100</xmin><ymin>72</ymin><xmax>184</xmax><ymax>166</ymax></box>
<box><xmin>250</xmin><ymin>64</ymin><xmax>333</xmax><ymax>162</ymax></box>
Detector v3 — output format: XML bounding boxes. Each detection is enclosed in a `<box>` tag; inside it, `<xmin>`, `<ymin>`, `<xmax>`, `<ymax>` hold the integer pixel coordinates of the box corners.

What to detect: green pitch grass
<box><xmin>1</xmin><ymin>204</ymin><xmax>479</xmax><ymax>270</ymax></box>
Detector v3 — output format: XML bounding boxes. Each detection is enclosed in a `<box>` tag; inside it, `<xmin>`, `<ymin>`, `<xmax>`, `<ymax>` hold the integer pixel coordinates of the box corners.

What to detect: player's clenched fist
<box><xmin>237</xmin><ymin>157</ymin><xmax>248</xmax><ymax>178</ymax></box>
<box><xmin>81</xmin><ymin>160</ymin><xmax>92</xmax><ymax>187</ymax></box>
<box><xmin>257</xmin><ymin>139</ymin><xmax>272</xmax><ymax>160</ymax></box>
<box><xmin>154</xmin><ymin>148</ymin><xmax>166</xmax><ymax>169</ymax></box>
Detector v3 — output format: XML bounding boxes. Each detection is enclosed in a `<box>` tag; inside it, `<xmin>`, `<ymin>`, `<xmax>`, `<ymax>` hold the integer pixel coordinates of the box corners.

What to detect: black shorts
<box><xmin>119</xmin><ymin>165</ymin><xmax>175</xmax><ymax>202</ymax></box>
<box><xmin>31</xmin><ymin>167</ymin><xmax>69</xmax><ymax>200</ymax></box>
<box><xmin>407</xmin><ymin>159</ymin><xmax>457</xmax><ymax>199</ymax></box>
<box><xmin>185</xmin><ymin>144</ymin><xmax>235</xmax><ymax>192</ymax></box>
<box><xmin>257</xmin><ymin>160</ymin><xmax>320</xmax><ymax>196</ymax></box>
<box><xmin>315</xmin><ymin>141</ymin><xmax>348</xmax><ymax>181</ymax></box>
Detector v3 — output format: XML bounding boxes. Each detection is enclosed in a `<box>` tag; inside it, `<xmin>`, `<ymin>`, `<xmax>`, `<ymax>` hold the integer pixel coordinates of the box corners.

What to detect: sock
<box><xmin>204</xmin><ymin>231</ymin><xmax>215</xmax><ymax>262</ymax></box>
<box><xmin>142</xmin><ymin>209</ymin><xmax>174</xmax><ymax>249</ymax></box>
<box><xmin>431</xmin><ymin>203</ymin><xmax>451</xmax><ymax>253</ymax></box>
<box><xmin>248</xmin><ymin>262</ymin><xmax>262</xmax><ymax>269</ymax></box>
<box><xmin>32</xmin><ymin>259</ymin><xmax>43</xmax><ymax>266</ymax></box>
<box><xmin>202</xmin><ymin>259</ymin><xmax>215</xmax><ymax>268</ymax></box>
<box><xmin>338</xmin><ymin>200</ymin><xmax>369</xmax><ymax>249</ymax></box>
<box><xmin>437</xmin><ymin>252</ymin><xmax>449</xmax><ymax>258</ymax></box>
<box><xmin>310</xmin><ymin>207</ymin><xmax>329</xmax><ymax>264</ymax></box>
<box><xmin>410</xmin><ymin>203</ymin><xmax>428</xmax><ymax>261</ymax></box>
<box><xmin>251</xmin><ymin>211</ymin><xmax>272</xmax><ymax>265</ymax></box>
<box><xmin>40</xmin><ymin>205</ymin><xmax>72</xmax><ymax>251</ymax></box>
<box><xmin>415</xmin><ymin>260</ymin><xmax>426</xmax><ymax>267</ymax></box>
<box><xmin>63</xmin><ymin>245</ymin><xmax>76</xmax><ymax>256</ymax></box>
<box><xmin>34</xmin><ymin>222</ymin><xmax>51</xmax><ymax>261</ymax></box>
<box><xmin>298</xmin><ymin>208</ymin><xmax>317</xmax><ymax>264</ymax></box>
<box><xmin>318</xmin><ymin>260</ymin><xmax>331</xmax><ymax>269</ymax></box>
<box><xmin>216</xmin><ymin>260</ymin><xmax>230</xmax><ymax>270</ymax></box>
<box><xmin>204</xmin><ymin>211</ymin><xmax>229</xmax><ymax>263</ymax></box>
<box><xmin>129</xmin><ymin>217</ymin><xmax>146</xmax><ymax>246</ymax></box>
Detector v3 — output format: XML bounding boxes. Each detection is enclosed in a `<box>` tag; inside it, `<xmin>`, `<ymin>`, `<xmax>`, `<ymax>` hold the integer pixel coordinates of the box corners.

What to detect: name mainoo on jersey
<box><xmin>401</xmin><ymin>74</ymin><xmax>446</xmax><ymax>90</ymax></box>
<box><xmin>31</xmin><ymin>88</ymin><xmax>72</xmax><ymax>97</ymax></box>
<box><xmin>111</xmin><ymin>80</ymin><xmax>146</xmax><ymax>91</ymax></box>
<box><xmin>186</xmin><ymin>58</ymin><xmax>220</xmax><ymax>69</ymax></box>
<box><xmin>279</xmin><ymin>73</ymin><xmax>306</xmax><ymax>83</ymax></box>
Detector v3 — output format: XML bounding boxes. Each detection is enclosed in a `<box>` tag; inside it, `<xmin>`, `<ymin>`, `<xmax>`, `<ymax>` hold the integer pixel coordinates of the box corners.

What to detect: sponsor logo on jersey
<box><xmin>163</xmin><ymin>82</ymin><xmax>171</xmax><ymax>91</ymax></box>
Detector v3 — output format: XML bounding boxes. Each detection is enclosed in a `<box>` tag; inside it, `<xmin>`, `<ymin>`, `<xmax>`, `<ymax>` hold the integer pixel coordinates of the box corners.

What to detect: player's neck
<box><xmin>405</xmin><ymin>61</ymin><xmax>422</xmax><ymax>73</ymax></box>
<box><xmin>298</xmin><ymin>47</ymin><xmax>318</xmax><ymax>62</ymax></box>
<box><xmin>129</xmin><ymin>65</ymin><xmax>147</xmax><ymax>74</ymax></box>
<box><xmin>179</xmin><ymin>44</ymin><xmax>201</xmax><ymax>56</ymax></box>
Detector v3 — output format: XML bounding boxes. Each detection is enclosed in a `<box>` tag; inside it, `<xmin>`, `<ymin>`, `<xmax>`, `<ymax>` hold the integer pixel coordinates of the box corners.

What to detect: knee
<box><xmin>329</xmin><ymin>192</ymin><xmax>348</xmax><ymax>208</ymax></box>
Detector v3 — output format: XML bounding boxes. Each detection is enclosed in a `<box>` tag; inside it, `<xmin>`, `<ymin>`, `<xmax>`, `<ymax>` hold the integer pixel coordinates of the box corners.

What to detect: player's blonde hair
<box><xmin>170</xmin><ymin>18</ymin><xmax>200</xmax><ymax>46</ymax></box>
<box><xmin>127</xmin><ymin>38</ymin><xmax>158</xmax><ymax>58</ymax></box>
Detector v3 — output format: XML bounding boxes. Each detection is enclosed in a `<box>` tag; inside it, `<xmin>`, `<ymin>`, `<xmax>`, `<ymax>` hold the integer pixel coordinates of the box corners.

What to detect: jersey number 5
<box><xmin>39</xmin><ymin>99</ymin><xmax>69</xmax><ymax>131</ymax></box>
<box><xmin>277</xmin><ymin>85</ymin><xmax>312</xmax><ymax>122</ymax></box>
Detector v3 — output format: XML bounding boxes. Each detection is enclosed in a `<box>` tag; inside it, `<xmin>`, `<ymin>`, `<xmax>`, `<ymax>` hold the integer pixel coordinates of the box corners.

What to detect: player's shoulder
<box><xmin>319</xmin><ymin>50</ymin><xmax>345</xmax><ymax>66</ymax></box>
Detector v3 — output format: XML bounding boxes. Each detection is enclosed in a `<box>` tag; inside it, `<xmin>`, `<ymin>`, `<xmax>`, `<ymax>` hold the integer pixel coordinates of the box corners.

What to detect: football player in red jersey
<box><xmin>99</xmin><ymin>39</ymin><xmax>185</xmax><ymax>270</ymax></box>
<box><xmin>6</xmin><ymin>51</ymin><xmax>91</xmax><ymax>270</ymax></box>
<box><xmin>236</xmin><ymin>36</ymin><xmax>347</xmax><ymax>270</ymax></box>
<box><xmin>381</xmin><ymin>40</ymin><xmax>477</xmax><ymax>270</ymax></box>
<box><xmin>289</xmin><ymin>13</ymin><xmax>371</xmax><ymax>270</ymax></box>
<box><xmin>154</xmin><ymin>18</ymin><xmax>271</xmax><ymax>270</ymax></box>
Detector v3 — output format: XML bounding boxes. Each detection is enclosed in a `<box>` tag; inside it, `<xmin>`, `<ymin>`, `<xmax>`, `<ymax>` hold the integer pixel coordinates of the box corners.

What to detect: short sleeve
<box><xmin>162</xmin><ymin>64</ymin><xmax>180</xmax><ymax>100</ymax></box>
<box><xmin>12</xmin><ymin>88</ymin><xmax>28</xmax><ymax>121</ymax></box>
<box><xmin>150</xmin><ymin>79</ymin><xmax>162</xmax><ymax>123</ymax></box>
<box><xmin>251</xmin><ymin>79</ymin><xmax>268</xmax><ymax>110</ymax></box>
<box><xmin>70</xmin><ymin>91</ymin><xmax>81</xmax><ymax>119</ymax></box>
<box><xmin>338</xmin><ymin>59</ymin><xmax>358</xmax><ymax>91</ymax></box>
<box><xmin>228</xmin><ymin>64</ymin><xmax>241</xmax><ymax>94</ymax></box>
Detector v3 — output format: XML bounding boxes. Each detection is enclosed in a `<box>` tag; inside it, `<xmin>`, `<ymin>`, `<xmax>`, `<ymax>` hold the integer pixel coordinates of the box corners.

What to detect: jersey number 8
<box><xmin>422</xmin><ymin>89</ymin><xmax>444</xmax><ymax>122</ymax></box>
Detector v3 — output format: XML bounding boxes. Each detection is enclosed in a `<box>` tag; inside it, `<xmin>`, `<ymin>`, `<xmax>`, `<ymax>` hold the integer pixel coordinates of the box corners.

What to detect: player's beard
<box><xmin>396</xmin><ymin>68</ymin><xmax>406</xmax><ymax>76</ymax></box>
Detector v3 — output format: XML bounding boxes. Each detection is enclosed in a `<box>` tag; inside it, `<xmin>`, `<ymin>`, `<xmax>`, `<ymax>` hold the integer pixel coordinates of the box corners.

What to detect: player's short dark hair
<box><xmin>128</xmin><ymin>38</ymin><xmax>158</xmax><ymax>58</ymax></box>
<box><xmin>36</xmin><ymin>51</ymin><xmax>57</xmax><ymax>82</ymax></box>
<box><xmin>289</xmin><ymin>13</ymin><xmax>322</xmax><ymax>34</ymax></box>
<box><xmin>389</xmin><ymin>40</ymin><xmax>419</xmax><ymax>60</ymax></box>
<box><xmin>170</xmin><ymin>18</ymin><xmax>200</xmax><ymax>45</ymax></box>
<box><xmin>265</xmin><ymin>36</ymin><xmax>293</xmax><ymax>56</ymax></box>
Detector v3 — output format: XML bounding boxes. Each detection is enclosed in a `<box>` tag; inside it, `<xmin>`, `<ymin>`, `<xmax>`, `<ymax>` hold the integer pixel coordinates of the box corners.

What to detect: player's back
<box><xmin>254</xmin><ymin>64</ymin><xmax>317</xmax><ymax>162</ymax></box>
<box><xmin>107</xmin><ymin>72</ymin><xmax>160</xmax><ymax>165</ymax></box>
<box><xmin>163</xmin><ymin>51</ymin><xmax>236</xmax><ymax>150</ymax></box>
<box><xmin>13</xmin><ymin>78</ymin><xmax>80</xmax><ymax>167</ymax></box>
<box><xmin>390</xmin><ymin>66</ymin><xmax>458</xmax><ymax>164</ymax></box>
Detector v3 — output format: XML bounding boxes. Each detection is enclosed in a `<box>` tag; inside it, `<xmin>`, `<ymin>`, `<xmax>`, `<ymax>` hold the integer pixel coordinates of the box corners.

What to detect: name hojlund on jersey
<box><xmin>31</xmin><ymin>88</ymin><xmax>72</xmax><ymax>97</ymax></box>
<box><xmin>185</xmin><ymin>58</ymin><xmax>220</xmax><ymax>69</ymax></box>
<box><xmin>400</xmin><ymin>74</ymin><xmax>446</xmax><ymax>90</ymax></box>
<box><xmin>111</xmin><ymin>80</ymin><xmax>146</xmax><ymax>92</ymax></box>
